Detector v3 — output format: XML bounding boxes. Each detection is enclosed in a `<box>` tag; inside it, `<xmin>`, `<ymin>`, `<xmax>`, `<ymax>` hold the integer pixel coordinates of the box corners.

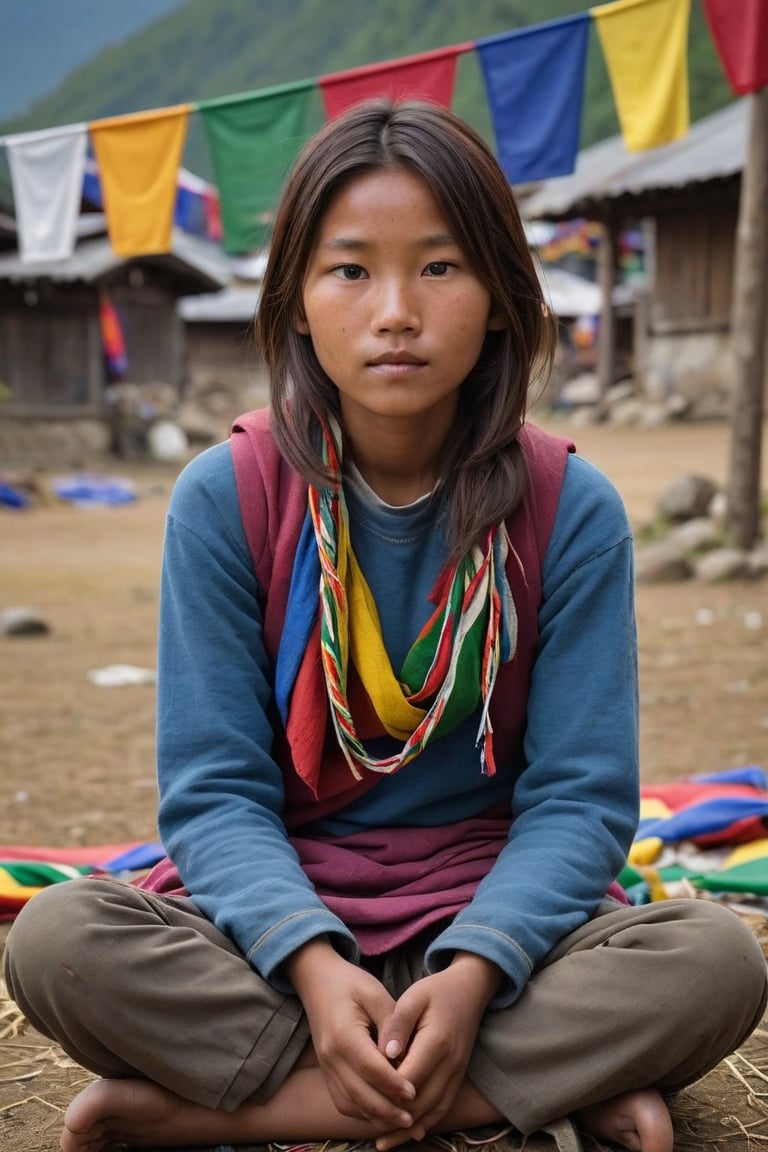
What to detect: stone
<box><xmin>607</xmin><ymin>398</ymin><xmax>645</xmax><ymax>426</ymax></box>
<box><xmin>667</xmin><ymin>517</ymin><xmax>720</xmax><ymax>551</ymax></box>
<box><xmin>634</xmin><ymin>540</ymin><xmax>693</xmax><ymax>583</ymax></box>
<box><xmin>147</xmin><ymin>420</ymin><xmax>189</xmax><ymax>463</ymax></box>
<box><xmin>637</xmin><ymin>403</ymin><xmax>673</xmax><ymax>429</ymax></box>
<box><xmin>747</xmin><ymin>546</ymin><xmax>768</xmax><ymax>578</ymax></box>
<box><xmin>0</xmin><ymin>606</ymin><xmax>50</xmax><ymax>636</ymax></box>
<box><xmin>657</xmin><ymin>474</ymin><xmax>719</xmax><ymax>523</ymax></box>
<box><xmin>693</xmin><ymin>548</ymin><xmax>751</xmax><ymax>583</ymax></box>
<box><xmin>559</xmin><ymin>372</ymin><xmax>600</xmax><ymax>407</ymax></box>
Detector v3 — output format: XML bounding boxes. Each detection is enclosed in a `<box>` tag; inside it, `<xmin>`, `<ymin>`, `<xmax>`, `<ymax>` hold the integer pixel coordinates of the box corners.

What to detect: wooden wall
<box><xmin>0</xmin><ymin>264</ymin><xmax>194</xmax><ymax>415</ymax></box>
<box><xmin>650</xmin><ymin>200</ymin><xmax>737</xmax><ymax>334</ymax></box>
<box><xmin>0</xmin><ymin>284</ymin><xmax>103</xmax><ymax>410</ymax></box>
<box><xmin>184</xmin><ymin>321</ymin><xmax>263</xmax><ymax>396</ymax></box>
<box><xmin>111</xmin><ymin>283</ymin><xmax>185</xmax><ymax>389</ymax></box>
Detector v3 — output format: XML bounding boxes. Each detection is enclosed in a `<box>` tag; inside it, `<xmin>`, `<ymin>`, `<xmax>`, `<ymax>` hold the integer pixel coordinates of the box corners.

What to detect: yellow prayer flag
<box><xmin>90</xmin><ymin>105</ymin><xmax>190</xmax><ymax>257</ymax></box>
<box><xmin>592</xmin><ymin>0</ymin><xmax>690</xmax><ymax>151</ymax></box>
<box><xmin>722</xmin><ymin>839</ymin><xmax>768</xmax><ymax>869</ymax></box>
<box><xmin>628</xmin><ymin>836</ymin><xmax>663</xmax><ymax>866</ymax></box>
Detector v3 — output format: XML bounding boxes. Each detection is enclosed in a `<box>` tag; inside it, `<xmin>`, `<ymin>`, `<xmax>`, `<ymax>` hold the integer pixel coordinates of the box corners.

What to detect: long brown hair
<box><xmin>255</xmin><ymin>99</ymin><xmax>556</xmax><ymax>559</ymax></box>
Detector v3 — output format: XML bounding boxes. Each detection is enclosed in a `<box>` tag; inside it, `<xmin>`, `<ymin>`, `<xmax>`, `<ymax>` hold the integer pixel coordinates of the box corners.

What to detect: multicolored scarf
<box><xmin>279</xmin><ymin>421</ymin><xmax>518</xmax><ymax>782</ymax></box>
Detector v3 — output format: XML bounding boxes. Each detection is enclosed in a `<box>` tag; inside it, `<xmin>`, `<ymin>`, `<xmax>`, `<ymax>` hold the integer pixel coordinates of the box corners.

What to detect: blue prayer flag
<box><xmin>477</xmin><ymin>13</ymin><xmax>590</xmax><ymax>185</ymax></box>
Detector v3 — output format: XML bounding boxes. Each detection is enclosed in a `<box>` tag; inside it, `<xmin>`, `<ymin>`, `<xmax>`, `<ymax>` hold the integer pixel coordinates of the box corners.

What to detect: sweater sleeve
<box><xmin>156</xmin><ymin>442</ymin><xmax>359</xmax><ymax>985</ymax></box>
<box><xmin>424</xmin><ymin>453</ymin><xmax>639</xmax><ymax>1006</ymax></box>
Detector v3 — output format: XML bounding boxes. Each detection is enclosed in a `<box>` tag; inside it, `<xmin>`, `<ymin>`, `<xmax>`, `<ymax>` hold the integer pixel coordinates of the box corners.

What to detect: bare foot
<box><xmin>60</xmin><ymin>1078</ymin><xmax>236</xmax><ymax>1151</ymax></box>
<box><xmin>575</xmin><ymin>1089</ymin><xmax>673</xmax><ymax>1152</ymax></box>
<box><xmin>59</xmin><ymin>1069</ymin><xmax>378</xmax><ymax>1152</ymax></box>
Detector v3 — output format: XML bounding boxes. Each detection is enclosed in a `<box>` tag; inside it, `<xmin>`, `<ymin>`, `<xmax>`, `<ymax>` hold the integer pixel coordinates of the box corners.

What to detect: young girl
<box><xmin>5</xmin><ymin>100</ymin><xmax>766</xmax><ymax>1152</ymax></box>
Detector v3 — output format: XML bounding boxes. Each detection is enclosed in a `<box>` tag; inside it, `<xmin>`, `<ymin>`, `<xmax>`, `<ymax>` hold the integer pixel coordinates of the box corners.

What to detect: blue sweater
<box><xmin>156</xmin><ymin>439</ymin><xmax>638</xmax><ymax>1007</ymax></box>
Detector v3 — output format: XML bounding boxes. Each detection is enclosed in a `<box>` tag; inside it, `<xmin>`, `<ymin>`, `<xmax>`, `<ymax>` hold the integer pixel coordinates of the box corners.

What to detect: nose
<box><xmin>370</xmin><ymin>276</ymin><xmax>421</xmax><ymax>335</ymax></box>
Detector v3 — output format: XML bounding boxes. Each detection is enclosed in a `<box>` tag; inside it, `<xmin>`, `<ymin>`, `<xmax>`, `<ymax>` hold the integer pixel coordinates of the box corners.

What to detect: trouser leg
<box><xmin>6</xmin><ymin>880</ymin><xmax>766</xmax><ymax>1136</ymax></box>
<box><xmin>3</xmin><ymin>877</ymin><xmax>309</xmax><ymax>1111</ymax></box>
<box><xmin>460</xmin><ymin>898</ymin><xmax>768</xmax><ymax>1134</ymax></box>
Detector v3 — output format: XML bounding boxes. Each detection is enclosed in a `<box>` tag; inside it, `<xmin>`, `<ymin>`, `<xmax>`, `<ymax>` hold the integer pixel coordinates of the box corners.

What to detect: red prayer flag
<box><xmin>320</xmin><ymin>44</ymin><xmax>470</xmax><ymax>120</ymax></box>
<box><xmin>703</xmin><ymin>0</ymin><xmax>768</xmax><ymax>95</ymax></box>
<box><xmin>99</xmin><ymin>296</ymin><xmax>128</xmax><ymax>378</ymax></box>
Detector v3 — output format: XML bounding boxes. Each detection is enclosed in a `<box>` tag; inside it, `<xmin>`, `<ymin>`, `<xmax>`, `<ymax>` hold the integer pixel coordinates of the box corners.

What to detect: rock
<box><xmin>748</xmin><ymin>546</ymin><xmax>768</xmax><ymax>578</ymax></box>
<box><xmin>667</xmin><ymin>517</ymin><xmax>720</xmax><ymax>551</ymax></box>
<box><xmin>637</xmin><ymin>404</ymin><xmax>674</xmax><ymax>429</ymax></box>
<box><xmin>664</xmin><ymin>392</ymin><xmax>691</xmax><ymax>418</ymax></box>
<box><xmin>567</xmin><ymin>405</ymin><xmax>602</xmax><ymax>428</ymax></box>
<box><xmin>559</xmin><ymin>372</ymin><xmax>600</xmax><ymax>407</ymax></box>
<box><xmin>175</xmin><ymin>400</ymin><xmax>222</xmax><ymax>445</ymax></box>
<box><xmin>608</xmin><ymin>398</ymin><xmax>646</xmax><ymax>426</ymax></box>
<box><xmin>147</xmin><ymin>420</ymin><xmax>189</xmax><ymax>463</ymax></box>
<box><xmin>634</xmin><ymin>540</ymin><xmax>694</xmax><ymax>583</ymax></box>
<box><xmin>606</xmin><ymin>380</ymin><xmax>636</xmax><ymax>406</ymax></box>
<box><xmin>708</xmin><ymin>490</ymin><xmax>728</xmax><ymax>526</ymax></box>
<box><xmin>138</xmin><ymin>381</ymin><xmax>178</xmax><ymax>418</ymax></box>
<box><xmin>693</xmin><ymin>548</ymin><xmax>751</xmax><ymax>583</ymax></box>
<box><xmin>0</xmin><ymin>606</ymin><xmax>50</xmax><ymax>636</ymax></box>
<box><xmin>657</xmin><ymin>474</ymin><xmax>719</xmax><ymax>522</ymax></box>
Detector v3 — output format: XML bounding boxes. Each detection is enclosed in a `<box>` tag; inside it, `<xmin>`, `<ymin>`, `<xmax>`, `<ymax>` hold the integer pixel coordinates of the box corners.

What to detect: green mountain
<box><xmin>1</xmin><ymin>0</ymin><xmax>735</xmax><ymax>183</ymax></box>
<box><xmin>0</xmin><ymin>0</ymin><xmax>185</xmax><ymax>121</ymax></box>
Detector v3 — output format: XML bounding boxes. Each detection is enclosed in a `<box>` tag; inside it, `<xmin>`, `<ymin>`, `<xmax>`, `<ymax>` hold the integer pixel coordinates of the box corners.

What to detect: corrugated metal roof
<box><xmin>178</xmin><ymin>283</ymin><xmax>261</xmax><ymax>323</ymax></box>
<box><xmin>0</xmin><ymin>228</ymin><xmax>230</xmax><ymax>292</ymax></box>
<box><xmin>522</xmin><ymin>98</ymin><xmax>747</xmax><ymax>220</ymax></box>
<box><xmin>537</xmin><ymin>263</ymin><xmax>601</xmax><ymax>317</ymax></box>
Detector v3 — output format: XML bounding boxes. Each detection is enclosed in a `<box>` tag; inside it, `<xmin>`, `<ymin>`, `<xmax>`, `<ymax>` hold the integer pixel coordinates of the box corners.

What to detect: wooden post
<box><xmin>595</xmin><ymin>215</ymin><xmax>618</xmax><ymax>414</ymax></box>
<box><xmin>726</xmin><ymin>88</ymin><xmax>768</xmax><ymax>550</ymax></box>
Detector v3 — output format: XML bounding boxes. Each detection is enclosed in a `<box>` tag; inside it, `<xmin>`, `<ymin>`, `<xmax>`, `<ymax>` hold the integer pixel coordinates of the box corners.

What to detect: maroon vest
<box><xmin>230</xmin><ymin>408</ymin><xmax>573</xmax><ymax>828</ymax></box>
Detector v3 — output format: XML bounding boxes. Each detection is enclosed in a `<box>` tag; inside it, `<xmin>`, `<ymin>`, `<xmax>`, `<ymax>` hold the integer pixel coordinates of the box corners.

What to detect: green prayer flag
<box><xmin>199</xmin><ymin>80</ymin><xmax>315</xmax><ymax>254</ymax></box>
<box><xmin>693</xmin><ymin>859</ymin><xmax>768</xmax><ymax>896</ymax></box>
<box><xmin>1</xmin><ymin>861</ymin><xmax>91</xmax><ymax>885</ymax></box>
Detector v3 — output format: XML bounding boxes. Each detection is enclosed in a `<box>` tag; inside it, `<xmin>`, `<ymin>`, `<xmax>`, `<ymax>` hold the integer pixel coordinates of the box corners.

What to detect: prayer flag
<box><xmin>0</xmin><ymin>840</ymin><xmax>164</xmax><ymax>921</ymax></box>
<box><xmin>477</xmin><ymin>14</ymin><xmax>590</xmax><ymax>184</ymax></box>
<box><xmin>199</xmin><ymin>81</ymin><xmax>314</xmax><ymax>254</ymax></box>
<box><xmin>592</xmin><ymin>0</ymin><xmax>691</xmax><ymax>151</ymax></box>
<box><xmin>89</xmin><ymin>105</ymin><xmax>190</xmax><ymax>257</ymax></box>
<box><xmin>99</xmin><ymin>296</ymin><xmax>128</xmax><ymax>379</ymax></box>
<box><xmin>703</xmin><ymin>0</ymin><xmax>768</xmax><ymax>96</ymax></box>
<box><xmin>4</xmin><ymin>124</ymin><xmax>87</xmax><ymax>263</ymax></box>
<box><xmin>82</xmin><ymin>156</ymin><xmax>221</xmax><ymax>243</ymax></box>
<box><xmin>320</xmin><ymin>44</ymin><xmax>469</xmax><ymax>121</ymax></box>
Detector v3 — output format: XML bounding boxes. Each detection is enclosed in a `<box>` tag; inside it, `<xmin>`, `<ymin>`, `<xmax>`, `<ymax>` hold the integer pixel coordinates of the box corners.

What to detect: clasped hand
<box><xmin>286</xmin><ymin>939</ymin><xmax>502</xmax><ymax>1150</ymax></box>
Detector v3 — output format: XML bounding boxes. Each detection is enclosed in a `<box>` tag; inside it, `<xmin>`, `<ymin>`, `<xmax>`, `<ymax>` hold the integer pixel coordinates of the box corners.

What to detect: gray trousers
<box><xmin>4</xmin><ymin>877</ymin><xmax>767</xmax><ymax>1135</ymax></box>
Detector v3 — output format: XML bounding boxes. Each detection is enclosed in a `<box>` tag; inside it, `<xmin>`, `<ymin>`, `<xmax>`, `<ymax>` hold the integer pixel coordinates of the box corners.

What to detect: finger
<box><xmin>394</xmin><ymin>1029</ymin><xmax>450</xmax><ymax>1089</ymax></box>
<box><xmin>328</xmin><ymin>1066</ymin><xmax>414</xmax><ymax>1129</ymax></box>
<box><xmin>378</xmin><ymin>985</ymin><xmax>426</xmax><ymax>1064</ymax></box>
<box><xmin>325</xmin><ymin>1040</ymin><xmax>416</xmax><ymax>1126</ymax></box>
<box><xmin>374</xmin><ymin>1121</ymin><xmax>427</xmax><ymax>1151</ymax></box>
<box><xmin>356</xmin><ymin>1047</ymin><xmax>417</xmax><ymax>1106</ymax></box>
<box><xmin>351</xmin><ymin>1031</ymin><xmax>417</xmax><ymax>1103</ymax></box>
<box><xmin>399</xmin><ymin>1058</ymin><xmax>463</xmax><ymax>1129</ymax></box>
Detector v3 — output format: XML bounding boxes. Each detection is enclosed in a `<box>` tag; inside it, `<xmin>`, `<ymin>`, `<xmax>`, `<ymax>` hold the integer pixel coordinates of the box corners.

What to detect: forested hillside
<box><xmin>0</xmin><ymin>0</ymin><xmax>185</xmax><ymax>121</ymax></box>
<box><xmin>2</xmin><ymin>0</ymin><xmax>735</xmax><ymax>181</ymax></box>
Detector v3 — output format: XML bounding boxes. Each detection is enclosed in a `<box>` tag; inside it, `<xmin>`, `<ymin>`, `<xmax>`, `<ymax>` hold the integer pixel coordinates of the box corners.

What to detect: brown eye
<box><xmin>333</xmin><ymin>264</ymin><xmax>367</xmax><ymax>281</ymax></box>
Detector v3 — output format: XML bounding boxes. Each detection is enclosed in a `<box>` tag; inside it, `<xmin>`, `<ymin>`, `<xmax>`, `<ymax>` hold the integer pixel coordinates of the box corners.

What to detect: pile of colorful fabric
<box><xmin>0</xmin><ymin>841</ymin><xmax>163</xmax><ymax>921</ymax></box>
<box><xmin>619</xmin><ymin>766</ymin><xmax>768</xmax><ymax>908</ymax></box>
<box><xmin>3</xmin><ymin>767</ymin><xmax>768</xmax><ymax>922</ymax></box>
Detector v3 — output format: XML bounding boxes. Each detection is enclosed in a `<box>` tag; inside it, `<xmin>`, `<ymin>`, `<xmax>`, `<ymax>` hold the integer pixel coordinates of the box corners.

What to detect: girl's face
<box><xmin>296</xmin><ymin>166</ymin><xmax>503</xmax><ymax>441</ymax></box>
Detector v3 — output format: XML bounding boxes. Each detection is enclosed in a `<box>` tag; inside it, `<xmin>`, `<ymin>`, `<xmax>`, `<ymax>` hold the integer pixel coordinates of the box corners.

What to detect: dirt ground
<box><xmin>1</xmin><ymin>414</ymin><xmax>768</xmax><ymax>1150</ymax></box>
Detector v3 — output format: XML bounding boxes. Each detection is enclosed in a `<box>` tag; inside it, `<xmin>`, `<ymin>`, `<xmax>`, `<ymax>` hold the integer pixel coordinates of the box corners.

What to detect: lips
<box><xmin>367</xmin><ymin>351</ymin><xmax>427</xmax><ymax>366</ymax></box>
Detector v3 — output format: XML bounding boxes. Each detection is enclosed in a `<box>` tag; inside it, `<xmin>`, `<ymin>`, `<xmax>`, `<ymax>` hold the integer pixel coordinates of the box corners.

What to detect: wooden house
<box><xmin>521</xmin><ymin>99</ymin><xmax>747</xmax><ymax>417</ymax></box>
<box><xmin>178</xmin><ymin>279</ymin><xmax>267</xmax><ymax>415</ymax></box>
<box><xmin>0</xmin><ymin>223</ymin><xmax>228</xmax><ymax>419</ymax></box>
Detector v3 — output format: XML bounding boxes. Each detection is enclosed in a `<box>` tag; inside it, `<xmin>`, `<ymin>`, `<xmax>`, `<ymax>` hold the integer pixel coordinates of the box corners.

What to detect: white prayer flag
<box><xmin>5</xmin><ymin>124</ymin><xmax>88</xmax><ymax>263</ymax></box>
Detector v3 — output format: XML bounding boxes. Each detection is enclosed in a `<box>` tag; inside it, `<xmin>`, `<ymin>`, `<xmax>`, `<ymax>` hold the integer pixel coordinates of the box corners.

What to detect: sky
<box><xmin>0</xmin><ymin>0</ymin><xmax>184</xmax><ymax>121</ymax></box>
